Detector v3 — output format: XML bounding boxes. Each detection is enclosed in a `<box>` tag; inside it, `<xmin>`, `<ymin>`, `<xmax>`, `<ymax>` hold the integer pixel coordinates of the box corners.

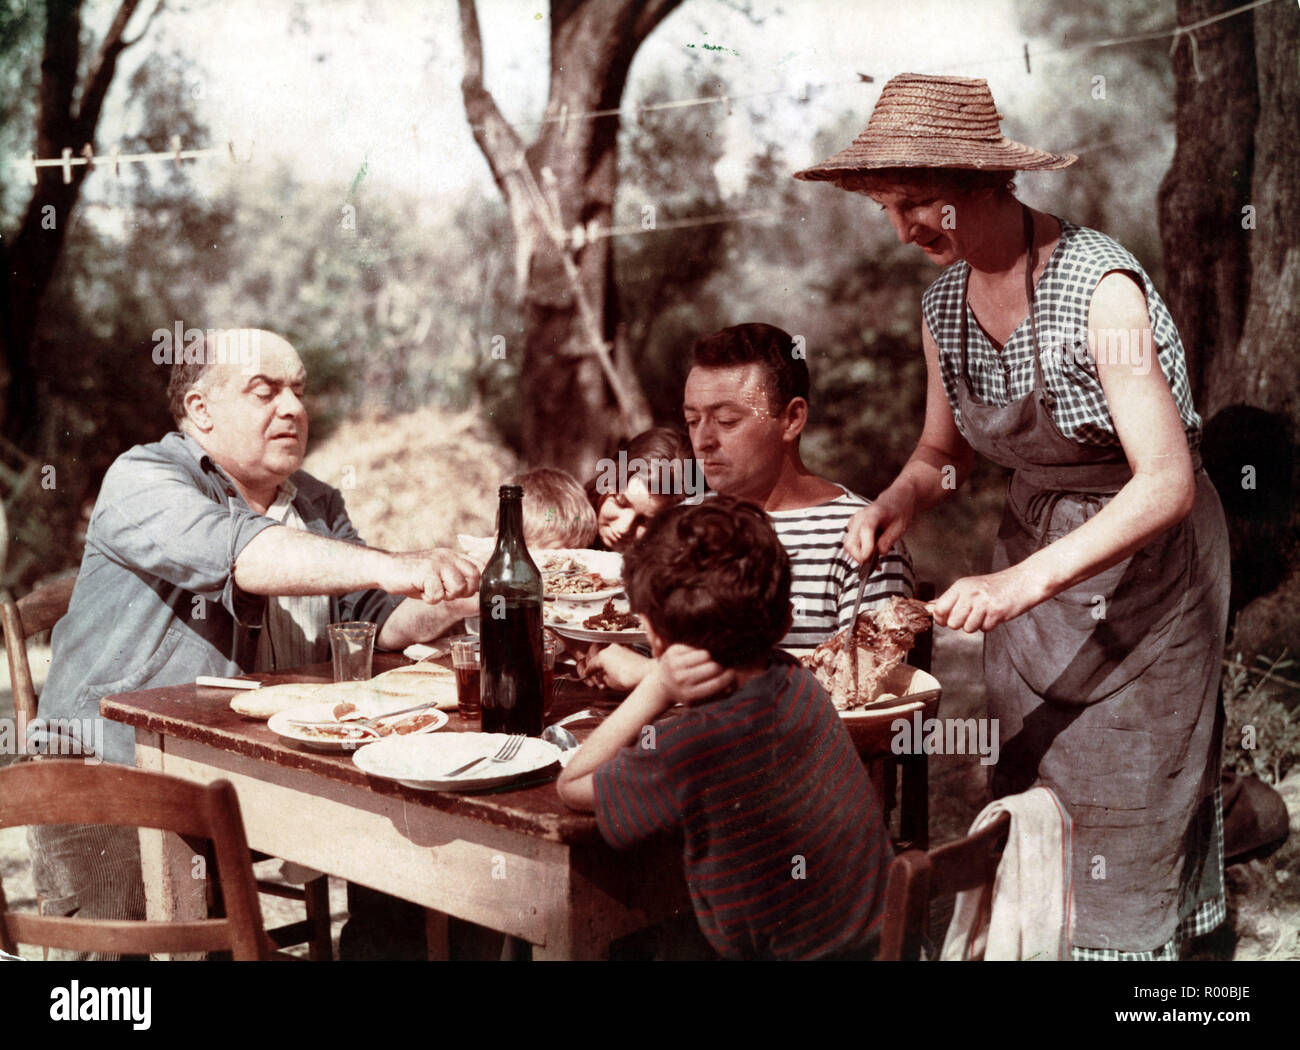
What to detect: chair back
<box><xmin>2</xmin><ymin>574</ymin><xmax>76</xmax><ymax>723</ymax></box>
<box><xmin>877</xmin><ymin>810</ymin><xmax>1011</xmax><ymax>960</ymax></box>
<box><xmin>0</xmin><ymin>762</ymin><xmax>269</xmax><ymax>960</ymax></box>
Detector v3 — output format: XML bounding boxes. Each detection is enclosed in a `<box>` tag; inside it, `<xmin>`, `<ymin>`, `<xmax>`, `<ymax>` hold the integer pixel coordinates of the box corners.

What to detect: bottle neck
<box><xmin>496</xmin><ymin>497</ymin><xmax>526</xmax><ymax>551</ymax></box>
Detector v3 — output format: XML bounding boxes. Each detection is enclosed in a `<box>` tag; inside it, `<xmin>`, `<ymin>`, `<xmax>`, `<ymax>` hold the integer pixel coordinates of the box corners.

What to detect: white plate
<box><xmin>352</xmin><ymin>732</ymin><xmax>563</xmax><ymax>791</ymax></box>
<box><xmin>458</xmin><ymin>538</ymin><xmax>624</xmax><ymax>601</ymax></box>
<box><xmin>547</xmin><ymin>622</ymin><xmax>649</xmax><ymax>646</ymax></box>
<box><xmin>545</xmin><ymin>596</ymin><xmax>645</xmax><ymax>644</ymax></box>
<box><xmin>269</xmin><ymin>699</ymin><xmax>448</xmax><ymax>753</ymax></box>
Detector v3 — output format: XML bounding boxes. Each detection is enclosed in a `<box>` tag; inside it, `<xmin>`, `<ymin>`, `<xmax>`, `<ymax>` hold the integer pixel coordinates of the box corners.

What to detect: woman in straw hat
<box><xmin>796</xmin><ymin>74</ymin><xmax>1229</xmax><ymax>959</ymax></box>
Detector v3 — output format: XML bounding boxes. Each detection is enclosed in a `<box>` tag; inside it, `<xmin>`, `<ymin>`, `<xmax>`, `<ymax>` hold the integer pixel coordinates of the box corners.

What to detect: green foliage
<box><xmin>200</xmin><ymin>164</ymin><xmax>523</xmax><ymax>444</ymax></box>
<box><xmin>1223</xmin><ymin>647</ymin><xmax>1300</xmax><ymax>785</ymax></box>
<box><xmin>0</xmin><ymin>0</ymin><xmax>41</xmax><ymax>225</ymax></box>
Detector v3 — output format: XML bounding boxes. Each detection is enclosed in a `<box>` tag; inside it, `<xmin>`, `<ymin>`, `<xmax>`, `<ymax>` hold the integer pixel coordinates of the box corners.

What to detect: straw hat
<box><xmin>793</xmin><ymin>73</ymin><xmax>1076</xmax><ymax>181</ymax></box>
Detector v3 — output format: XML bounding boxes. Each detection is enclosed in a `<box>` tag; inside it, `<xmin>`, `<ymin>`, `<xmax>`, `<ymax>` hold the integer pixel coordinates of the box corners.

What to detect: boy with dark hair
<box><xmin>557</xmin><ymin>497</ymin><xmax>893</xmax><ymax>960</ymax></box>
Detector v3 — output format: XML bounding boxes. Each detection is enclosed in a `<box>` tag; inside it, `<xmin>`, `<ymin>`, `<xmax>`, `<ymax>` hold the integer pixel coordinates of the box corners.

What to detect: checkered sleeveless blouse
<box><xmin>921</xmin><ymin>220</ymin><xmax>1201</xmax><ymax>450</ymax></box>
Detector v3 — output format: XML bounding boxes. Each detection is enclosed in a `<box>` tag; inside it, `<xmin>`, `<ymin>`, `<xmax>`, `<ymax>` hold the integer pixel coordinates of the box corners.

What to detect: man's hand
<box><xmin>575</xmin><ymin>643</ymin><xmax>652</xmax><ymax>691</ymax></box>
<box><xmin>379</xmin><ymin>549</ymin><xmax>480</xmax><ymax>603</ymax></box>
<box><xmin>658</xmin><ymin>644</ymin><xmax>734</xmax><ymax>704</ymax></box>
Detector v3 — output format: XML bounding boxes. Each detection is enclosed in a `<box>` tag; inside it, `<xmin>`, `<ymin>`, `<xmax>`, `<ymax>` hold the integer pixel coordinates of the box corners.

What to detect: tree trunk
<box><xmin>459</xmin><ymin>0</ymin><xmax>676</xmax><ymax>479</ymax></box>
<box><xmin>1155</xmin><ymin>0</ymin><xmax>1257</xmax><ymax>410</ymax></box>
<box><xmin>1158</xmin><ymin>0</ymin><xmax>1300</xmax><ymax>654</ymax></box>
<box><xmin>2</xmin><ymin>0</ymin><xmax>154</xmax><ymax>442</ymax></box>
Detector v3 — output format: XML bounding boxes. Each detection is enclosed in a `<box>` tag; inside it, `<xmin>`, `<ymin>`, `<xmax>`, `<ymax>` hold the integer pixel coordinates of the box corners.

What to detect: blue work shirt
<box><xmin>37</xmin><ymin>431</ymin><xmax>402</xmax><ymax>765</ymax></box>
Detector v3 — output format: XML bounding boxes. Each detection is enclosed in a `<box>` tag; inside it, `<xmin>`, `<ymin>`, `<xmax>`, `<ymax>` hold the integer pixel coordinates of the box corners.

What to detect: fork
<box><xmin>444</xmin><ymin>734</ymin><xmax>526</xmax><ymax>778</ymax></box>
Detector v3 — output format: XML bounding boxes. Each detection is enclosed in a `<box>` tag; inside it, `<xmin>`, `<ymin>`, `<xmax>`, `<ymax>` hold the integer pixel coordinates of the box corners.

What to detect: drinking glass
<box><xmin>328</xmin><ymin>621</ymin><xmax>376</xmax><ymax>682</ymax></box>
<box><xmin>449</xmin><ymin>635</ymin><xmax>482</xmax><ymax>724</ymax></box>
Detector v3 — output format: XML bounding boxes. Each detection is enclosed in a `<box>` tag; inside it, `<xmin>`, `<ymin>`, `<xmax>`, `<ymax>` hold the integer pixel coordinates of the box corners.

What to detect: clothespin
<box><xmin>81</xmin><ymin>143</ymin><xmax>95</xmax><ymax>172</ymax></box>
<box><xmin>801</xmin><ymin>82</ymin><xmax>811</xmax><ymax>102</ymax></box>
<box><xmin>856</xmin><ymin>73</ymin><xmax>874</xmax><ymax>83</ymax></box>
<box><xmin>570</xmin><ymin>223</ymin><xmax>586</xmax><ymax>250</ymax></box>
<box><xmin>60</xmin><ymin>147</ymin><xmax>73</xmax><ymax>184</ymax></box>
<box><xmin>557</xmin><ymin>103</ymin><xmax>569</xmax><ymax>138</ymax></box>
<box><xmin>110</xmin><ymin>145</ymin><xmax>121</xmax><ymax>176</ymax></box>
<box><xmin>585</xmin><ymin>218</ymin><xmax>601</xmax><ymax>245</ymax></box>
<box><xmin>1170</xmin><ymin>27</ymin><xmax>1204</xmax><ymax>83</ymax></box>
<box><xmin>1023</xmin><ymin>43</ymin><xmax>1031</xmax><ymax>74</ymax></box>
<box><xmin>25</xmin><ymin>152</ymin><xmax>37</xmax><ymax>185</ymax></box>
<box><xmin>171</xmin><ymin>135</ymin><xmax>183</xmax><ymax>169</ymax></box>
<box><xmin>718</xmin><ymin>85</ymin><xmax>732</xmax><ymax>116</ymax></box>
<box><xmin>633</xmin><ymin>102</ymin><xmax>646</xmax><ymax>127</ymax></box>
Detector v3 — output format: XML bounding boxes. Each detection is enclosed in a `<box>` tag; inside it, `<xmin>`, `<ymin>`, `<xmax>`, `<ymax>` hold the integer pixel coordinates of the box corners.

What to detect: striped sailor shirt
<box><xmin>768</xmin><ymin>485</ymin><xmax>915</xmax><ymax>649</ymax></box>
<box><xmin>593</xmin><ymin>654</ymin><xmax>894</xmax><ymax>960</ymax></box>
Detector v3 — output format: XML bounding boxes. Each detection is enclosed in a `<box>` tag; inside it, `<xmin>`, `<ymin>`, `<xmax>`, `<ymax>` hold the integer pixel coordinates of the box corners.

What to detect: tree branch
<box><xmin>457</xmin><ymin>0</ymin><xmax>540</xmax><ymax>294</ymax></box>
<box><xmin>631</xmin><ymin>0</ymin><xmax>685</xmax><ymax>42</ymax></box>
<box><xmin>76</xmin><ymin>0</ymin><xmax>148</xmax><ymax>137</ymax></box>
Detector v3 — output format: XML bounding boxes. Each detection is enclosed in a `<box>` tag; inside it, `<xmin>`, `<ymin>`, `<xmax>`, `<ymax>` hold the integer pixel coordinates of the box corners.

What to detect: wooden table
<box><xmin>101</xmin><ymin>655</ymin><xmax>691</xmax><ymax>960</ymax></box>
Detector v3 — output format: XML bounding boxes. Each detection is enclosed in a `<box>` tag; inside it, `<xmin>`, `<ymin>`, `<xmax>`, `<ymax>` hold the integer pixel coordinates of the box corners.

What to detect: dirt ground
<box><xmin>2</xmin><ymin>403</ymin><xmax>1296</xmax><ymax>960</ymax></box>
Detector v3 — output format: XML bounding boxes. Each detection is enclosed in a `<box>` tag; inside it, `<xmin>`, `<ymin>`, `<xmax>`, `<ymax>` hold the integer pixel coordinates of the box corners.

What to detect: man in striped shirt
<box><xmin>684</xmin><ymin>323</ymin><xmax>913</xmax><ymax>649</ymax></box>
<box><xmin>577</xmin><ymin>323</ymin><xmax>913</xmax><ymax>689</ymax></box>
<box><xmin>558</xmin><ymin>499</ymin><xmax>893</xmax><ymax>960</ymax></box>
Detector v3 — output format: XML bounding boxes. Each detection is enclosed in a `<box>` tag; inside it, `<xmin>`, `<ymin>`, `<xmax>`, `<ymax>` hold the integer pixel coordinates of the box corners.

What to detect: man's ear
<box><xmin>779</xmin><ymin>397</ymin><xmax>808</xmax><ymax>443</ymax></box>
<box><xmin>183</xmin><ymin>384</ymin><xmax>214</xmax><ymax>433</ymax></box>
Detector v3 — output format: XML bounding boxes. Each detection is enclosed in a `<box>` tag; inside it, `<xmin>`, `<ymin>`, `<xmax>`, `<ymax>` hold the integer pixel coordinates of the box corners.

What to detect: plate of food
<box><xmin>458</xmin><ymin>538</ymin><xmax>624</xmax><ymax>603</ymax></box>
<box><xmin>801</xmin><ymin>596</ymin><xmax>936</xmax><ymax>714</ymax></box>
<box><xmin>269</xmin><ymin>698</ymin><xmax>449</xmax><ymax>752</ymax></box>
<box><xmin>352</xmin><ymin>732</ymin><xmax>563</xmax><ymax>792</ymax></box>
<box><xmin>545</xmin><ymin>597</ymin><xmax>647</xmax><ymax>645</ymax></box>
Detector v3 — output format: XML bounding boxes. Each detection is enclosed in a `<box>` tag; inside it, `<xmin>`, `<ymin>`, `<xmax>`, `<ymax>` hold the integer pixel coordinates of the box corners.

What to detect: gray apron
<box><xmin>957</xmin><ymin>208</ymin><xmax>1229</xmax><ymax>951</ymax></box>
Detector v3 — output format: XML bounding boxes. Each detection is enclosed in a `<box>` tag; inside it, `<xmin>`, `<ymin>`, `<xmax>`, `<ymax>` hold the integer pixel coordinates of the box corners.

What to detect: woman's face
<box><xmin>597</xmin><ymin>477</ymin><xmax>667</xmax><ymax>551</ymax></box>
<box><xmin>866</xmin><ymin>181</ymin><xmax>985</xmax><ymax>266</ymax></box>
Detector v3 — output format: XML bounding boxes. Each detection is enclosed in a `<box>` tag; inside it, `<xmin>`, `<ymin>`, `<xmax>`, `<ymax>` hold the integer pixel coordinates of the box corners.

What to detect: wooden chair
<box><xmin>2</xmin><ymin>573</ymin><xmax>76</xmax><ymax>724</ymax></box>
<box><xmin>1</xmin><ymin>575</ymin><xmax>334</xmax><ymax>960</ymax></box>
<box><xmin>876</xmin><ymin>810</ymin><xmax>1011</xmax><ymax>960</ymax></box>
<box><xmin>0</xmin><ymin>762</ymin><xmax>270</xmax><ymax>960</ymax></box>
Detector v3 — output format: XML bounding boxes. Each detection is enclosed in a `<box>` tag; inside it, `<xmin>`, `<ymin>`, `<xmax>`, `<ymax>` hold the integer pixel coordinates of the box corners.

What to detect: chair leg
<box><xmin>303</xmin><ymin>875</ymin><xmax>333</xmax><ymax>961</ymax></box>
<box><xmin>899</xmin><ymin>753</ymin><xmax>930</xmax><ymax>851</ymax></box>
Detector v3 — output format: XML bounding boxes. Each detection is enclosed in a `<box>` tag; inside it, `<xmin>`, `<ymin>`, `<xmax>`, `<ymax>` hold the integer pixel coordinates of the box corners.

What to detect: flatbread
<box><xmin>232</xmin><ymin>662</ymin><xmax>463</xmax><ymax>718</ymax></box>
<box><xmin>231</xmin><ymin>680</ymin><xmax>353</xmax><ymax>718</ymax></box>
<box><xmin>370</xmin><ymin>663</ymin><xmax>460</xmax><ymax>710</ymax></box>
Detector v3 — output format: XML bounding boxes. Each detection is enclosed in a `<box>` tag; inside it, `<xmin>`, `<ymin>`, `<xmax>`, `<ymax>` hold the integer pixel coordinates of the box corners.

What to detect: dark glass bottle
<box><xmin>479</xmin><ymin>485</ymin><xmax>545</xmax><ymax>736</ymax></box>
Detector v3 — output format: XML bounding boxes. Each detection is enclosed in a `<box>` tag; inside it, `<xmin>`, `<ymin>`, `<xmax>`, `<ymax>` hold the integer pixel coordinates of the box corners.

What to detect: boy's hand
<box><xmin>658</xmin><ymin>644</ymin><xmax>734</xmax><ymax>705</ymax></box>
<box><xmin>575</xmin><ymin>643</ymin><xmax>652</xmax><ymax>691</ymax></box>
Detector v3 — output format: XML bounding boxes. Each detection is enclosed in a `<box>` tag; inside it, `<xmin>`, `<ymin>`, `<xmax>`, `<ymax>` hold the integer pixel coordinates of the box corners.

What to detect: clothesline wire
<box><xmin>18</xmin><ymin>0</ymin><xmax>1283</xmax><ymax>177</ymax></box>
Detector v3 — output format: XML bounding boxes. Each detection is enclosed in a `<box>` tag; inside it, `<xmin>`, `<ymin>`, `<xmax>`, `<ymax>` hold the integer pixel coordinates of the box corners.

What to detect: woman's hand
<box><xmin>659</xmin><ymin>644</ymin><xmax>735</xmax><ymax>705</ymax></box>
<box><xmin>930</xmin><ymin>564</ymin><xmax>1050</xmax><ymax>633</ymax></box>
<box><xmin>575</xmin><ymin>643</ymin><xmax>652</xmax><ymax>691</ymax></box>
<box><xmin>844</xmin><ymin>483</ymin><xmax>917</xmax><ymax>564</ymax></box>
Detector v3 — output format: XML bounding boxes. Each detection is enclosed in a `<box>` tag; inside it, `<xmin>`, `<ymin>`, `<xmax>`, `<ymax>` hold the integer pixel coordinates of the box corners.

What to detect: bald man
<box><xmin>30</xmin><ymin>329</ymin><xmax>478</xmax><ymax>956</ymax></box>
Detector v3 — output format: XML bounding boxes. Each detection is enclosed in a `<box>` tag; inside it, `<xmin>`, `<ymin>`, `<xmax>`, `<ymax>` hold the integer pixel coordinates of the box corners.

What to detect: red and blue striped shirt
<box><xmin>593</xmin><ymin>654</ymin><xmax>893</xmax><ymax>960</ymax></box>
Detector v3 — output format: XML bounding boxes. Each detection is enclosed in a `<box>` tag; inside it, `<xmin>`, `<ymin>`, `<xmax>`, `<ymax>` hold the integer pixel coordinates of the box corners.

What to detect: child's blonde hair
<box><xmin>508</xmin><ymin>468</ymin><xmax>597</xmax><ymax>549</ymax></box>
